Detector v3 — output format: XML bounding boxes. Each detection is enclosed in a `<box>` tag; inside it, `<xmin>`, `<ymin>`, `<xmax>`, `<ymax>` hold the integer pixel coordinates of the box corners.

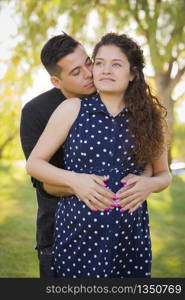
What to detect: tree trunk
<box><xmin>155</xmin><ymin>74</ymin><xmax>174</xmax><ymax>168</ymax></box>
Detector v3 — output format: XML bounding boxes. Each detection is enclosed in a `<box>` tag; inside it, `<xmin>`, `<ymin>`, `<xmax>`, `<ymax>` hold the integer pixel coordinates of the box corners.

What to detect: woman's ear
<box><xmin>129</xmin><ymin>74</ymin><xmax>135</xmax><ymax>82</ymax></box>
<box><xmin>130</xmin><ymin>66</ymin><xmax>138</xmax><ymax>82</ymax></box>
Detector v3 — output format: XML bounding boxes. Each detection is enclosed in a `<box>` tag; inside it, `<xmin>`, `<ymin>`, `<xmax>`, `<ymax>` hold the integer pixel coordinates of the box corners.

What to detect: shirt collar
<box><xmin>82</xmin><ymin>93</ymin><xmax>128</xmax><ymax>117</ymax></box>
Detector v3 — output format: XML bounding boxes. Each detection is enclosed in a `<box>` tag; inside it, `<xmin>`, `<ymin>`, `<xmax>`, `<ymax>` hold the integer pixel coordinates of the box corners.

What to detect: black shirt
<box><xmin>20</xmin><ymin>87</ymin><xmax>66</xmax><ymax>249</ymax></box>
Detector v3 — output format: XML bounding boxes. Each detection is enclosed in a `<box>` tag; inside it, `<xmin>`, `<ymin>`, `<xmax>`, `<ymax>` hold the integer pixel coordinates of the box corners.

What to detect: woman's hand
<box><xmin>115</xmin><ymin>174</ymin><xmax>153</xmax><ymax>212</ymax></box>
<box><xmin>70</xmin><ymin>173</ymin><xmax>116</xmax><ymax>211</ymax></box>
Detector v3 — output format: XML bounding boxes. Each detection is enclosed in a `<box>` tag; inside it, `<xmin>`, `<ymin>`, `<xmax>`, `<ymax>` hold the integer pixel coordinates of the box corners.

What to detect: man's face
<box><xmin>51</xmin><ymin>45</ymin><xmax>96</xmax><ymax>98</ymax></box>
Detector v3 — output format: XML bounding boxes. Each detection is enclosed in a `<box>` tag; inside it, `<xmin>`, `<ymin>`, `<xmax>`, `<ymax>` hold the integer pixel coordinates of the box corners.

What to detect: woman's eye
<box><xmin>113</xmin><ymin>63</ymin><xmax>121</xmax><ymax>67</ymax></box>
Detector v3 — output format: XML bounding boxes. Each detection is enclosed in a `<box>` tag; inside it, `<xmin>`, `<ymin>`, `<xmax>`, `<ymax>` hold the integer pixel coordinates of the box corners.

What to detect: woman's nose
<box><xmin>102</xmin><ymin>64</ymin><xmax>111</xmax><ymax>74</ymax></box>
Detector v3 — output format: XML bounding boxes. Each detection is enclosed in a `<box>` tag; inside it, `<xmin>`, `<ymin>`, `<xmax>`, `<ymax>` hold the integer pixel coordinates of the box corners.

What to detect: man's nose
<box><xmin>83</xmin><ymin>66</ymin><xmax>93</xmax><ymax>78</ymax></box>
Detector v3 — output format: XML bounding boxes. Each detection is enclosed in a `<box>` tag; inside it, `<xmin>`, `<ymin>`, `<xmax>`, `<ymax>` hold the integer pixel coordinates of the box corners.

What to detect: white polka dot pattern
<box><xmin>52</xmin><ymin>94</ymin><xmax>152</xmax><ymax>278</ymax></box>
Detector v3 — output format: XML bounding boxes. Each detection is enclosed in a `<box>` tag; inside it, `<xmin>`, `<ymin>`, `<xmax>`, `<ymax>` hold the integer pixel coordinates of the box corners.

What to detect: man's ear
<box><xmin>50</xmin><ymin>76</ymin><xmax>61</xmax><ymax>89</ymax></box>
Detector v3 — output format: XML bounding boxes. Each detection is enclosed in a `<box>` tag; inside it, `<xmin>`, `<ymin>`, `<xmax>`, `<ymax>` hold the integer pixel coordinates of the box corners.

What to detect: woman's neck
<box><xmin>99</xmin><ymin>92</ymin><xmax>125</xmax><ymax>117</ymax></box>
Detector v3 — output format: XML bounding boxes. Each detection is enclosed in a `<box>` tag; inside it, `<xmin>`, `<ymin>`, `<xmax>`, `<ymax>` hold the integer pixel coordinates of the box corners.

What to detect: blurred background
<box><xmin>0</xmin><ymin>0</ymin><xmax>185</xmax><ymax>277</ymax></box>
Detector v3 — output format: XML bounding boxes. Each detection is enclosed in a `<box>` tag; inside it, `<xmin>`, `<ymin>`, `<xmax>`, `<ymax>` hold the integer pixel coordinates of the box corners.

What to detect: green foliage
<box><xmin>0</xmin><ymin>97</ymin><xmax>22</xmax><ymax>160</ymax></box>
<box><xmin>172</xmin><ymin>122</ymin><xmax>185</xmax><ymax>161</ymax></box>
<box><xmin>2</xmin><ymin>0</ymin><xmax>184</xmax><ymax>87</ymax></box>
<box><xmin>0</xmin><ymin>0</ymin><xmax>185</xmax><ymax>160</ymax></box>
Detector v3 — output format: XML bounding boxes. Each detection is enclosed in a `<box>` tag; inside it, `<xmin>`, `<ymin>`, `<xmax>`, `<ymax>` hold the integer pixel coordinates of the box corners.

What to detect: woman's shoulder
<box><xmin>57</xmin><ymin>98</ymin><xmax>81</xmax><ymax>111</ymax></box>
<box><xmin>48</xmin><ymin>98</ymin><xmax>81</xmax><ymax>127</ymax></box>
<box><xmin>52</xmin><ymin>97</ymin><xmax>81</xmax><ymax>118</ymax></box>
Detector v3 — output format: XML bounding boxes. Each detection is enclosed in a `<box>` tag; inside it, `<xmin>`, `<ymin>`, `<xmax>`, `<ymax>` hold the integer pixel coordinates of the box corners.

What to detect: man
<box><xmin>20</xmin><ymin>33</ymin><xmax>153</xmax><ymax>278</ymax></box>
<box><xmin>20</xmin><ymin>33</ymin><xmax>114</xmax><ymax>278</ymax></box>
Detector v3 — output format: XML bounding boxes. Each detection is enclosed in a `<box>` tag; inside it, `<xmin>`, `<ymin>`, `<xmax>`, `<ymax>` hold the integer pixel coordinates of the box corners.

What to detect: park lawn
<box><xmin>0</xmin><ymin>160</ymin><xmax>185</xmax><ymax>278</ymax></box>
<box><xmin>148</xmin><ymin>174</ymin><xmax>185</xmax><ymax>277</ymax></box>
<box><xmin>0</xmin><ymin>161</ymin><xmax>38</xmax><ymax>277</ymax></box>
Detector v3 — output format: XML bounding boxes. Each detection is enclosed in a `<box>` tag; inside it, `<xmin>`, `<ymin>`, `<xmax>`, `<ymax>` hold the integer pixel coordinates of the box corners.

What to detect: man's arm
<box><xmin>20</xmin><ymin>100</ymin><xmax>73</xmax><ymax>197</ymax></box>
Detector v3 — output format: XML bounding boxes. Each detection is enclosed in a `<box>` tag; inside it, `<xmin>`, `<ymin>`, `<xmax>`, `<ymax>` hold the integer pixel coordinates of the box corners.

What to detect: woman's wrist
<box><xmin>62</xmin><ymin>170</ymin><xmax>79</xmax><ymax>192</ymax></box>
<box><xmin>149</xmin><ymin>172</ymin><xmax>171</xmax><ymax>193</ymax></box>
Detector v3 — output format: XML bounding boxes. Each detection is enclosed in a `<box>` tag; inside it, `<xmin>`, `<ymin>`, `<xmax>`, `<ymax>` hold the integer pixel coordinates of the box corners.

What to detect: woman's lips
<box><xmin>99</xmin><ymin>78</ymin><xmax>115</xmax><ymax>81</ymax></box>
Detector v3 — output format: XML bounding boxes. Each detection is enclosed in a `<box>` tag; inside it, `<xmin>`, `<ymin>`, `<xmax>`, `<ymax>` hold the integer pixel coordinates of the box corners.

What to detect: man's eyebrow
<box><xmin>69</xmin><ymin>57</ymin><xmax>91</xmax><ymax>75</ymax></box>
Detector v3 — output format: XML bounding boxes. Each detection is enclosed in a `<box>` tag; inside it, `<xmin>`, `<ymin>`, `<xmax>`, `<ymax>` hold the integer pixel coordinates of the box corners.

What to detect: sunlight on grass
<box><xmin>0</xmin><ymin>198</ymin><xmax>22</xmax><ymax>224</ymax></box>
<box><xmin>148</xmin><ymin>175</ymin><xmax>185</xmax><ymax>277</ymax></box>
<box><xmin>0</xmin><ymin>162</ymin><xmax>29</xmax><ymax>224</ymax></box>
<box><xmin>0</xmin><ymin>161</ymin><xmax>38</xmax><ymax>277</ymax></box>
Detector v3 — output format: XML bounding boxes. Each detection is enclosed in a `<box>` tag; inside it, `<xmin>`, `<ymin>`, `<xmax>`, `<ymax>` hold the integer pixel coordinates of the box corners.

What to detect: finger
<box><xmin>116</xmin><ymin>183</ymin><xmax>135</xmax><ymax>196</ymax></box>
<box><xmin>87</xmin><ymin>198</ymin><xmax>101</xmax><ymax>212</ymax></box>
<box><xmin>121</xmin><ymin>173</ymin><xmax>135</xmax><ymax>181</ymax></box>
<box><xmin>123</xmin><ymin>197</ymin><xmax>142</xmax><ymax>211</ymax></box>
<box><xmin>122</xmin><ymin>176</ymin><xmax>139</xmax><ymax>186</ymax></box>
<box><xmin>117</xmin><ymin>187</ymin><xmax>137</xmax><ymax>200</ymax></box>
<box><xmin>83</xmin><ymin>198</ymin><xmax>99</xmax><ymax>211</ymax></box>
<box><xmin>88</xmin><ymin>194</ymin><xmax>107</xmax><ymax>211</ymax></box>
<box><xmin>119</xmin><ymin>194</ymin><xmax>138</xmax><ymax>208</ymax></box>
<box><xmin>92</xmin><ymin>191</ymin><xmax>113</xmax><ymax>208</ymax></box>
<box><xmin>92</xmin><ymin>175</ymin><xmax>109</xmax><ymax>186</ymax></box>
<box><xmin>78</xmin><ymin>193</ymin><xmax>100</xmax><ymax>211</ymax></box>
<box><xmin>95</xmin><ymin>185</ymin><xmax>116</xmax><ymax>200</ymax></box>
<box><xmin>128</xmin><ymin>201</ymin><xmax>142</xmax><ymax>213</ymax></box>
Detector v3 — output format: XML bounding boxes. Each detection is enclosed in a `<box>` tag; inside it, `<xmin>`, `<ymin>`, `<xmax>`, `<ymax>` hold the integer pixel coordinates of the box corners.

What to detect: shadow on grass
<box><xmin>149</xmin><ymin>175</ymin><xmax>185</xmax><ymax>277</ymax></box>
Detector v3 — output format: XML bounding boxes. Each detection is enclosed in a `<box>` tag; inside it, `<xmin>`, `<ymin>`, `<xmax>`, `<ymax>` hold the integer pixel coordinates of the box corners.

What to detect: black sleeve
<box><xmin>20</xmin><ymin>103</ymin><xmax>42</xmax><ymax>160</ymax></box>
<box><xmin>20</xmin><ymin>103</ymin><xmax>56</xmax><ymax>197</ymax></box>
<box><xmin>20</xmin><ymin>103</ymin><xmax>40</xmax><ymax>188</ymax></box>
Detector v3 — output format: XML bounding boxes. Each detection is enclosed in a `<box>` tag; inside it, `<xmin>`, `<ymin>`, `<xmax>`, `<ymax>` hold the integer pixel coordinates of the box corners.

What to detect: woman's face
<box><xmin>93</xmin><ymin>45</ymin><xmax>134</xmax><ymax>95</ymax></box>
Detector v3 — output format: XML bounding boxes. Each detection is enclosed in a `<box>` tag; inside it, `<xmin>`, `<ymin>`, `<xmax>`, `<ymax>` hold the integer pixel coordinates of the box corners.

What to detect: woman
<box><xmin>26</xmin><ymin>33</ymin><xmax>171</xmax><ymax>278</ymax></box>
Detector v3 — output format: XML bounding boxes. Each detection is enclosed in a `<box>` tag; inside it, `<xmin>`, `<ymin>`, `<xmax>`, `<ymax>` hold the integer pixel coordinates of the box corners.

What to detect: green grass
<box><xmin>0</xmin><ymin>161</ymin><xmax>38</xmax><ymax>277</ymax></box>
<box><xmin>0</xmin><ymin>160</ymin><xmax>184</xmax><ymax>277</ymax></box>
<box><xmin>148</xmin><ymin>174</ymin><xmax>185</xmax><ymax>277</ymax></box>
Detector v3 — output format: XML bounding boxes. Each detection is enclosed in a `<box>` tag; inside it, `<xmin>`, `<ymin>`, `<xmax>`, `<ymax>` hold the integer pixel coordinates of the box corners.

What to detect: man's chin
<box><xmin>85</xmin><ymin>87</ymin><xmax>97</xmax><ymax>96</ymax></box>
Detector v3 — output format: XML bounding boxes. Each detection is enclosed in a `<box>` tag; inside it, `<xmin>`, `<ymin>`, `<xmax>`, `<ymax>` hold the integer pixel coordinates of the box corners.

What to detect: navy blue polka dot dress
<box><xmin>52</xmin><ymin>93</ymin><xmax>152</xmax><ymax>278</ymax></box>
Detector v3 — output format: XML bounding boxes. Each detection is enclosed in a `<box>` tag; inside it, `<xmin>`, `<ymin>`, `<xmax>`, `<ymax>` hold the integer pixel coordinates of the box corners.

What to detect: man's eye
<box><xmin>72</xmin><ymin>71</ymin><xmax>80</xmax><ymax>76</ymax></box>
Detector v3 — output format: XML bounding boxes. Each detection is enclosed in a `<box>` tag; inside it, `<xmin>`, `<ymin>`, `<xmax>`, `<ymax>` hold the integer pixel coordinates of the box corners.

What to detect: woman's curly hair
<box><xmin>92</xmin><ymin>33</ymin><xmax>167</xmax><ymax>165</ymax></box>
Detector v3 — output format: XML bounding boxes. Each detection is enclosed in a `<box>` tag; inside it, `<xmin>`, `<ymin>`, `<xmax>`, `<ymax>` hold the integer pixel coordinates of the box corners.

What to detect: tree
<box><xmin>0</xmin><ymin>94</ymin><xmax>21</xmax><ymax>160</ymax></box>
<box><xmin>1</xmin><ymin>0</ymin><xmax>185</xmax><ymax>161</ymax></box>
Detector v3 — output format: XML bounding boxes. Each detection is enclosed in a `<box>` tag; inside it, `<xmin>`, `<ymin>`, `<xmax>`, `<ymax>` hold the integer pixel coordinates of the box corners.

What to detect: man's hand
<box><xmin>70</xmin><ymin>173</ymin><xmax>116</xmax><ymax>211</ymax></box>
<box><xmin>115</xmin><ymin>174</ymin><xmax>153</xmax><ymax>212</ymax></box>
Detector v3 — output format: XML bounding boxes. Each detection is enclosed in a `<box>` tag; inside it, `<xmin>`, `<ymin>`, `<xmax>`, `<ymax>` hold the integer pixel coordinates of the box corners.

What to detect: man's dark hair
<box><xmin>40</xmin><ymin>32</ymin><xmax>80</xmax><ymax>77</ymax></box>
